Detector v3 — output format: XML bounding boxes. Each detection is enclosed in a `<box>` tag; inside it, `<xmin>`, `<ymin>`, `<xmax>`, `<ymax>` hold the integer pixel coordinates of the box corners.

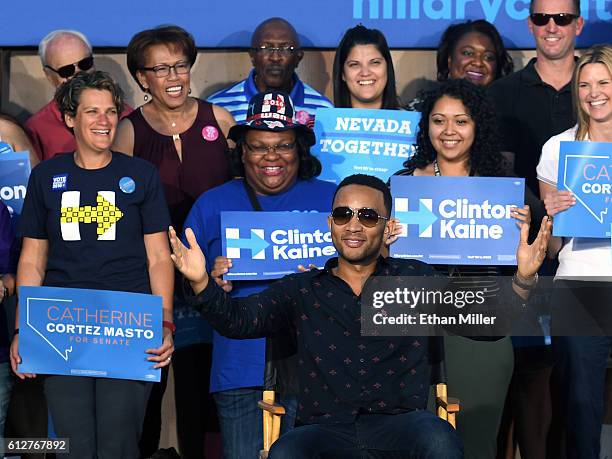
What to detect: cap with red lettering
<box><xmin>227</xmin><ymin>91</ymin><xmax>315</xmax><ymax>146</ymax></box>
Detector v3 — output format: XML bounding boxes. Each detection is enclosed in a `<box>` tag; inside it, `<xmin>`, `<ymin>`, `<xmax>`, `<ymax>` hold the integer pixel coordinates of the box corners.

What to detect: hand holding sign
<box><xmin>145</xmin><ymin>329</ymin><xmax>174</xmax><ymax>369</ymax></box>
<box><xmin>543</xmin><ymin>190</ymin><xmax>576</xmax><ymax>217</ymax></box>
<box><xmin>211</xmin><ymin>256</ymin><xmax>234</xmax><ymax>293</ymax></box>
<box><xmin>169</xmin><ymin>226</ymin><xmax>209</xmax><ymax>295</ymax></box>
<box><xmin>10</xmin><ymin>334</ymin><xmax>36</xmax><ymax>380</ymax></box>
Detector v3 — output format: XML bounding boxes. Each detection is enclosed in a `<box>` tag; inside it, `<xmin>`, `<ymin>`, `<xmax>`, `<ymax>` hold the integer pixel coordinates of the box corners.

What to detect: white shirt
<box><xmin>536</xmin><ymin>125</ymin><xmax>612</xmax><ymax>278</ymax></box>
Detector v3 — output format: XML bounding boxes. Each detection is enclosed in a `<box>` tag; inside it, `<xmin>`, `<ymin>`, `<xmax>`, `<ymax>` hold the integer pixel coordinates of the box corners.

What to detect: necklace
<box><xmin>433</xmin><ymin>158</ymin><xmax>474</xmax><ymax>176</ymax></box>
<box><xmin>171</xmin><ymin>122</ymin><xmax>180</xmax><ymax>141</ymax></box>
<box><xmin>433</xmin><ymin>158</ymin><xmax>442</xmax><ymax>176</ymax></box>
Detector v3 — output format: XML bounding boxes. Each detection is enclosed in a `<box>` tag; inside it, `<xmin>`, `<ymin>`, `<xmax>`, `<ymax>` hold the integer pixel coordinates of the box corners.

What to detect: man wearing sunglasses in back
<box><xmin>489</xmin><ymin>0</ymin><xmax>583</xmax><ymax>198</ymax></box>
<box><xmin>488</xmin><ymin>0</ymin><xmax>583</xmax><ymax>457</ymax></box>
<box><xmin>26</xmin><ymin>30</ymin><xmax>132</xmax><ymax>161</ymax></box>
<box><xmin>170</xmin><ymin>172</ymin><xmax>552</xmax><ymax>458</ymax></box>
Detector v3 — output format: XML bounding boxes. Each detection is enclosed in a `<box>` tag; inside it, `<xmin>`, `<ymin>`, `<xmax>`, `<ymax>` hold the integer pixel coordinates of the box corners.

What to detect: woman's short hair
<box><xmin>227</xmin><ymin>129</ymin><xmax>322</xmax><ymax>181</ymax></box>
<box><xmin>126</xmin><ymin>25</ymin><xmax>197</xmax><ymax>92</ymax></box>
<box><xmin>405</xmin><ymin>79</ymin><xmax>505</xmax><ymax>177</ymax></box>
<box><xmin>436</xmin><ymin>20</ymin><xmax>514</xmax><ymax>83</ymax></box>
<box><xmin>55</xmin><ymin>70</ymin><xmax>124</xmax><ymax>121</ymax></box>
<box><xmin>573</xmin><ymin>44</ymin><xmax>612</xmax><ymax>140</ymax></box>
<box><xmin>332</xmin><ymin>25</ymin><xmax>399</xmax><ymax>109</ymax></box>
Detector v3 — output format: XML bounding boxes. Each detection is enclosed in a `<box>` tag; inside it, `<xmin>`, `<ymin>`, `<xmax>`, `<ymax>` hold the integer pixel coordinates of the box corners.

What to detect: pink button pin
<box><xmin>295</xmin><ymin>110</ymin><xmax>311</xmax><ymax>125</ymax></box>
<box><xmin>202</xmin><ymin>125</ymin><xmax>219</xmax><ymax>142</ymax></box>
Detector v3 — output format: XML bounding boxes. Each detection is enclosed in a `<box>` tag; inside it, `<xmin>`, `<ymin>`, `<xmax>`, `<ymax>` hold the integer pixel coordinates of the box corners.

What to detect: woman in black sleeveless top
<box><xmin>113</xmin><ymin>25</ymin><xmax>235</xmax><ymax>459</ymax></box>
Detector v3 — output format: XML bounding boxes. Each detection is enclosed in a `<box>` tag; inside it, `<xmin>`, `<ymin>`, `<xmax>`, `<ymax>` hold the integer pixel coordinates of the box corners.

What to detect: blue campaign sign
<box><xmin>390</xmin><ymin>176</ymin><xmax>524</xmax><ymax>265</ymax></box>
<box><xmin>312</xmin><ymin>108</ymin><xmax>419</xmax><ymax>184</ymax></box>
<box><xmin>19</xmin><ymin>286</ymin><xmax>163</xmax><ymax>382</ymax></box>
<box><xmin>1</xmin><ymin>1</ymin><xmax>609</xmax><ymax>48</ymax></box>
<box><xmin>221</xmin><ymin>211</ymin><xmax>336</xmax><ymax>280</ymax></box>
<box><xmin>0</xmin><ymin>152</ymin><xmax>31</xmax><ymax>227</ymax></box>
<box><xmin>554</xmin><ymin>141</ymin><xmax>612</xmax><ymax>238</ymax></box>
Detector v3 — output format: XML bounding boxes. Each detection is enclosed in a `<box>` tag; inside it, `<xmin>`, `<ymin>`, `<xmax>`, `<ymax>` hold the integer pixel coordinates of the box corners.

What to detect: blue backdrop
<box><xmin>2</xmin><ymin>0</ymin><xmax>610</xmax><ymax>48</ymax></box>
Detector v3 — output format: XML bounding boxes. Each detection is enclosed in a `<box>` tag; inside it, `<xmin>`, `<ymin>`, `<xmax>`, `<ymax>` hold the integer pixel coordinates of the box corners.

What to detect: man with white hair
<box><xmin>25</xmin><ymin>30</ymin><xmax>130</xmax><ymax>161</ymax></box>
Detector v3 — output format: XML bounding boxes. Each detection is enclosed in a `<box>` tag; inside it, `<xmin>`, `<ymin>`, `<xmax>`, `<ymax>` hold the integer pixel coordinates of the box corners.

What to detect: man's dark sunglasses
<box><xmin>45</xmin><ymin>55</ymin><xmax>94</xmax><ymax>79</ymax></box>
<box><xmin>331</xmin><ymin>207</ymin><xmax>389</xmax><ymax>228</ymax></box>
<box><xmin>529</xmin><ymin>13</ymin><xmax>578</xmax><ymax>26</ymax></box>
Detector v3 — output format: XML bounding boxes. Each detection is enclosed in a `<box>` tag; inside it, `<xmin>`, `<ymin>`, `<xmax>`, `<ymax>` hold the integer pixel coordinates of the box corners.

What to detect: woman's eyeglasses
<box><xmin>244</xmin><ymin>141</ymin><xmax>296</xmax><ymax>156</ymax></box>
<box><xmin>331</xmin><ymin>207</ymin><xmax>389</xmax><ymax>228</ymax></box>
<box><xmin>529</xmin><ymin>13</ymin><xmax>578</xmax><ymax>26</ymax></box>
<box><xmin>141</xmin><ymin>62</ymin><xmax>192</xmax><ymax>78</ymax></box>
<box><xmin>44</xmin><ymin>56</ymin><xmax>94</xmax><ymax>79</ymax></box>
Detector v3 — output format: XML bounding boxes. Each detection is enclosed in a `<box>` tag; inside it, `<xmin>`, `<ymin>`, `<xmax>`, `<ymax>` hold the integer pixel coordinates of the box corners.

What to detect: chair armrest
<box><xmin>258</xmin><ymin>400</ymin><xmax>286</xmax><ymax>416</ymax></box>
<box><xmin>436</xmin><ymin>396</ymin><xmax>460</xmax><ymax>413</ymax></box>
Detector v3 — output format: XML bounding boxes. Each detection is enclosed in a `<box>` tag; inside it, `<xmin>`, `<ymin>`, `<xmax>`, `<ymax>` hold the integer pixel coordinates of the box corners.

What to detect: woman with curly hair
<box><xmin>436</xmin><ymin>20</ymin><xmax>514</xmax><ymax>88</ymax></box>
<box><xmin>396</xmin><ymin>79</ymin><xmax>544</xmax><ymax>459</ymax></box>
<box><xmin>407</xmin><ymin>20</ymin><xmax>513</xmax><ymax>111</ymax></box>
<box><xmin>404</xmin><ymin>79</ymin><xmax>506</xmax><ymax>176</ymax></box>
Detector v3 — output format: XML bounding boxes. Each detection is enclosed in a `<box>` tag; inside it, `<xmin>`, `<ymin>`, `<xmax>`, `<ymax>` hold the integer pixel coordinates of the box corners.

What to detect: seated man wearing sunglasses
<box><xmin>26</xmin><ymin>29</ymin><xmax>132</xmax><ymax>161</ymax></box>
<box><xmin>169</xmin><ymin>173</ymin><xmax>551</xmax><ymax>458</ymax></box>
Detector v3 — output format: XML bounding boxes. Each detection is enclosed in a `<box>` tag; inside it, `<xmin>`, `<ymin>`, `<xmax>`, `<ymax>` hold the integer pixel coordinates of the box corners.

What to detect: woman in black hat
<box><xmin>181</xmin><ymin>91</ymin><xmax>336</xmax><ymax>459</ymax></box>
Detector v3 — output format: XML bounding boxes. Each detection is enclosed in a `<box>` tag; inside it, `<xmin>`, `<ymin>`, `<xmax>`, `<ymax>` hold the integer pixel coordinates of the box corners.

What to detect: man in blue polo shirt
<box><xmin>207</xmin><ymin>17</ymin><xmax>333</xmax><ymax>125</ymax></box>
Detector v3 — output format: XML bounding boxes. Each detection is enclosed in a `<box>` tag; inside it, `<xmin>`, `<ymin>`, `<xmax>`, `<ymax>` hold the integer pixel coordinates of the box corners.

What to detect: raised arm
<box><xmin>169</xmin><ymin>226</ymin><xmax>294</xmax><ymax>339</ymax></box>
<box><xmin>539</xmin><ymin>180</ymin><xmax>573</xmax><ymax>258</ymax></box>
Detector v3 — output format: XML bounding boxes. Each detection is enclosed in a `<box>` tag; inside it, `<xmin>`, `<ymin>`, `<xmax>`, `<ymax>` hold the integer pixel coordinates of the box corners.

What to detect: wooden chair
<box><xmin>429</xmin><ymin>336</ymin><xmax>461</xmax><ymax>428</ymax></box>
<box><xmin>258</xmin><ymin>330</ymin><xmax>299</xmax><ymax>459</ymax></box>
<box><xmin>258</xmin><ymin>335</ymin><xmax>460</xmax><ymax>458</ymax></box>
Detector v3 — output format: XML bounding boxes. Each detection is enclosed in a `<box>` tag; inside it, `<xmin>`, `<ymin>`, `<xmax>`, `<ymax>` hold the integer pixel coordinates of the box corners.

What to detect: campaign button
<box><xmin>202</xmin><ymin>125</ymin><xmax>219</xmax><ymax>142</ymax></box>
<box><xmin>119</xmin><ymin>177</ymin><xmax>136</xmax><ymax>194</ymax></box>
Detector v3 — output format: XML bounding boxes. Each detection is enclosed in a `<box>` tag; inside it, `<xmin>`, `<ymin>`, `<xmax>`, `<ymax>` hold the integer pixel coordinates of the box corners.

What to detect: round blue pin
<box><xmin>119</xmin><ymin>176</ymin><xmax>136</xmax><ymax>194</ymax></box>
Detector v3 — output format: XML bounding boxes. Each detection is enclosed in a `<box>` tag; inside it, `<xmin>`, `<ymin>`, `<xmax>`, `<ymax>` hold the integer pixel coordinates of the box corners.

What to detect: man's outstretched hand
<box><xmin>516</xmin><ymin>215</ymin><xmax>552</xmax><ymax>280</ymax></box>
<box><xmin>168</xmin><ymin>226</ymin><xmax>209</xmax><ymax>294</ymax></box>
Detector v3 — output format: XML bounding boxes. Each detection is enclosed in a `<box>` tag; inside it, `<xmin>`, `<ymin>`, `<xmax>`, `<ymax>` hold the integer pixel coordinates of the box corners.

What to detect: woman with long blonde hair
<box><xmin>537</xmin><ymin>44</ymin><xmax>612</xmax><ymax>459</ymax></box>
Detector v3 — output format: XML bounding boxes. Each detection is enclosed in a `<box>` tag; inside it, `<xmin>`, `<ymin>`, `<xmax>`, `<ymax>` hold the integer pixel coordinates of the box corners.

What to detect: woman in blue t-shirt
<box><xmin>10</xmin><ymin>71</ymin><xmax>174</xmax><ymax>459</ymax></box>
<box><xmin>181</xmin><ymin>91</ymin><xmax>336</xmax><ymax>459</ymax></box>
